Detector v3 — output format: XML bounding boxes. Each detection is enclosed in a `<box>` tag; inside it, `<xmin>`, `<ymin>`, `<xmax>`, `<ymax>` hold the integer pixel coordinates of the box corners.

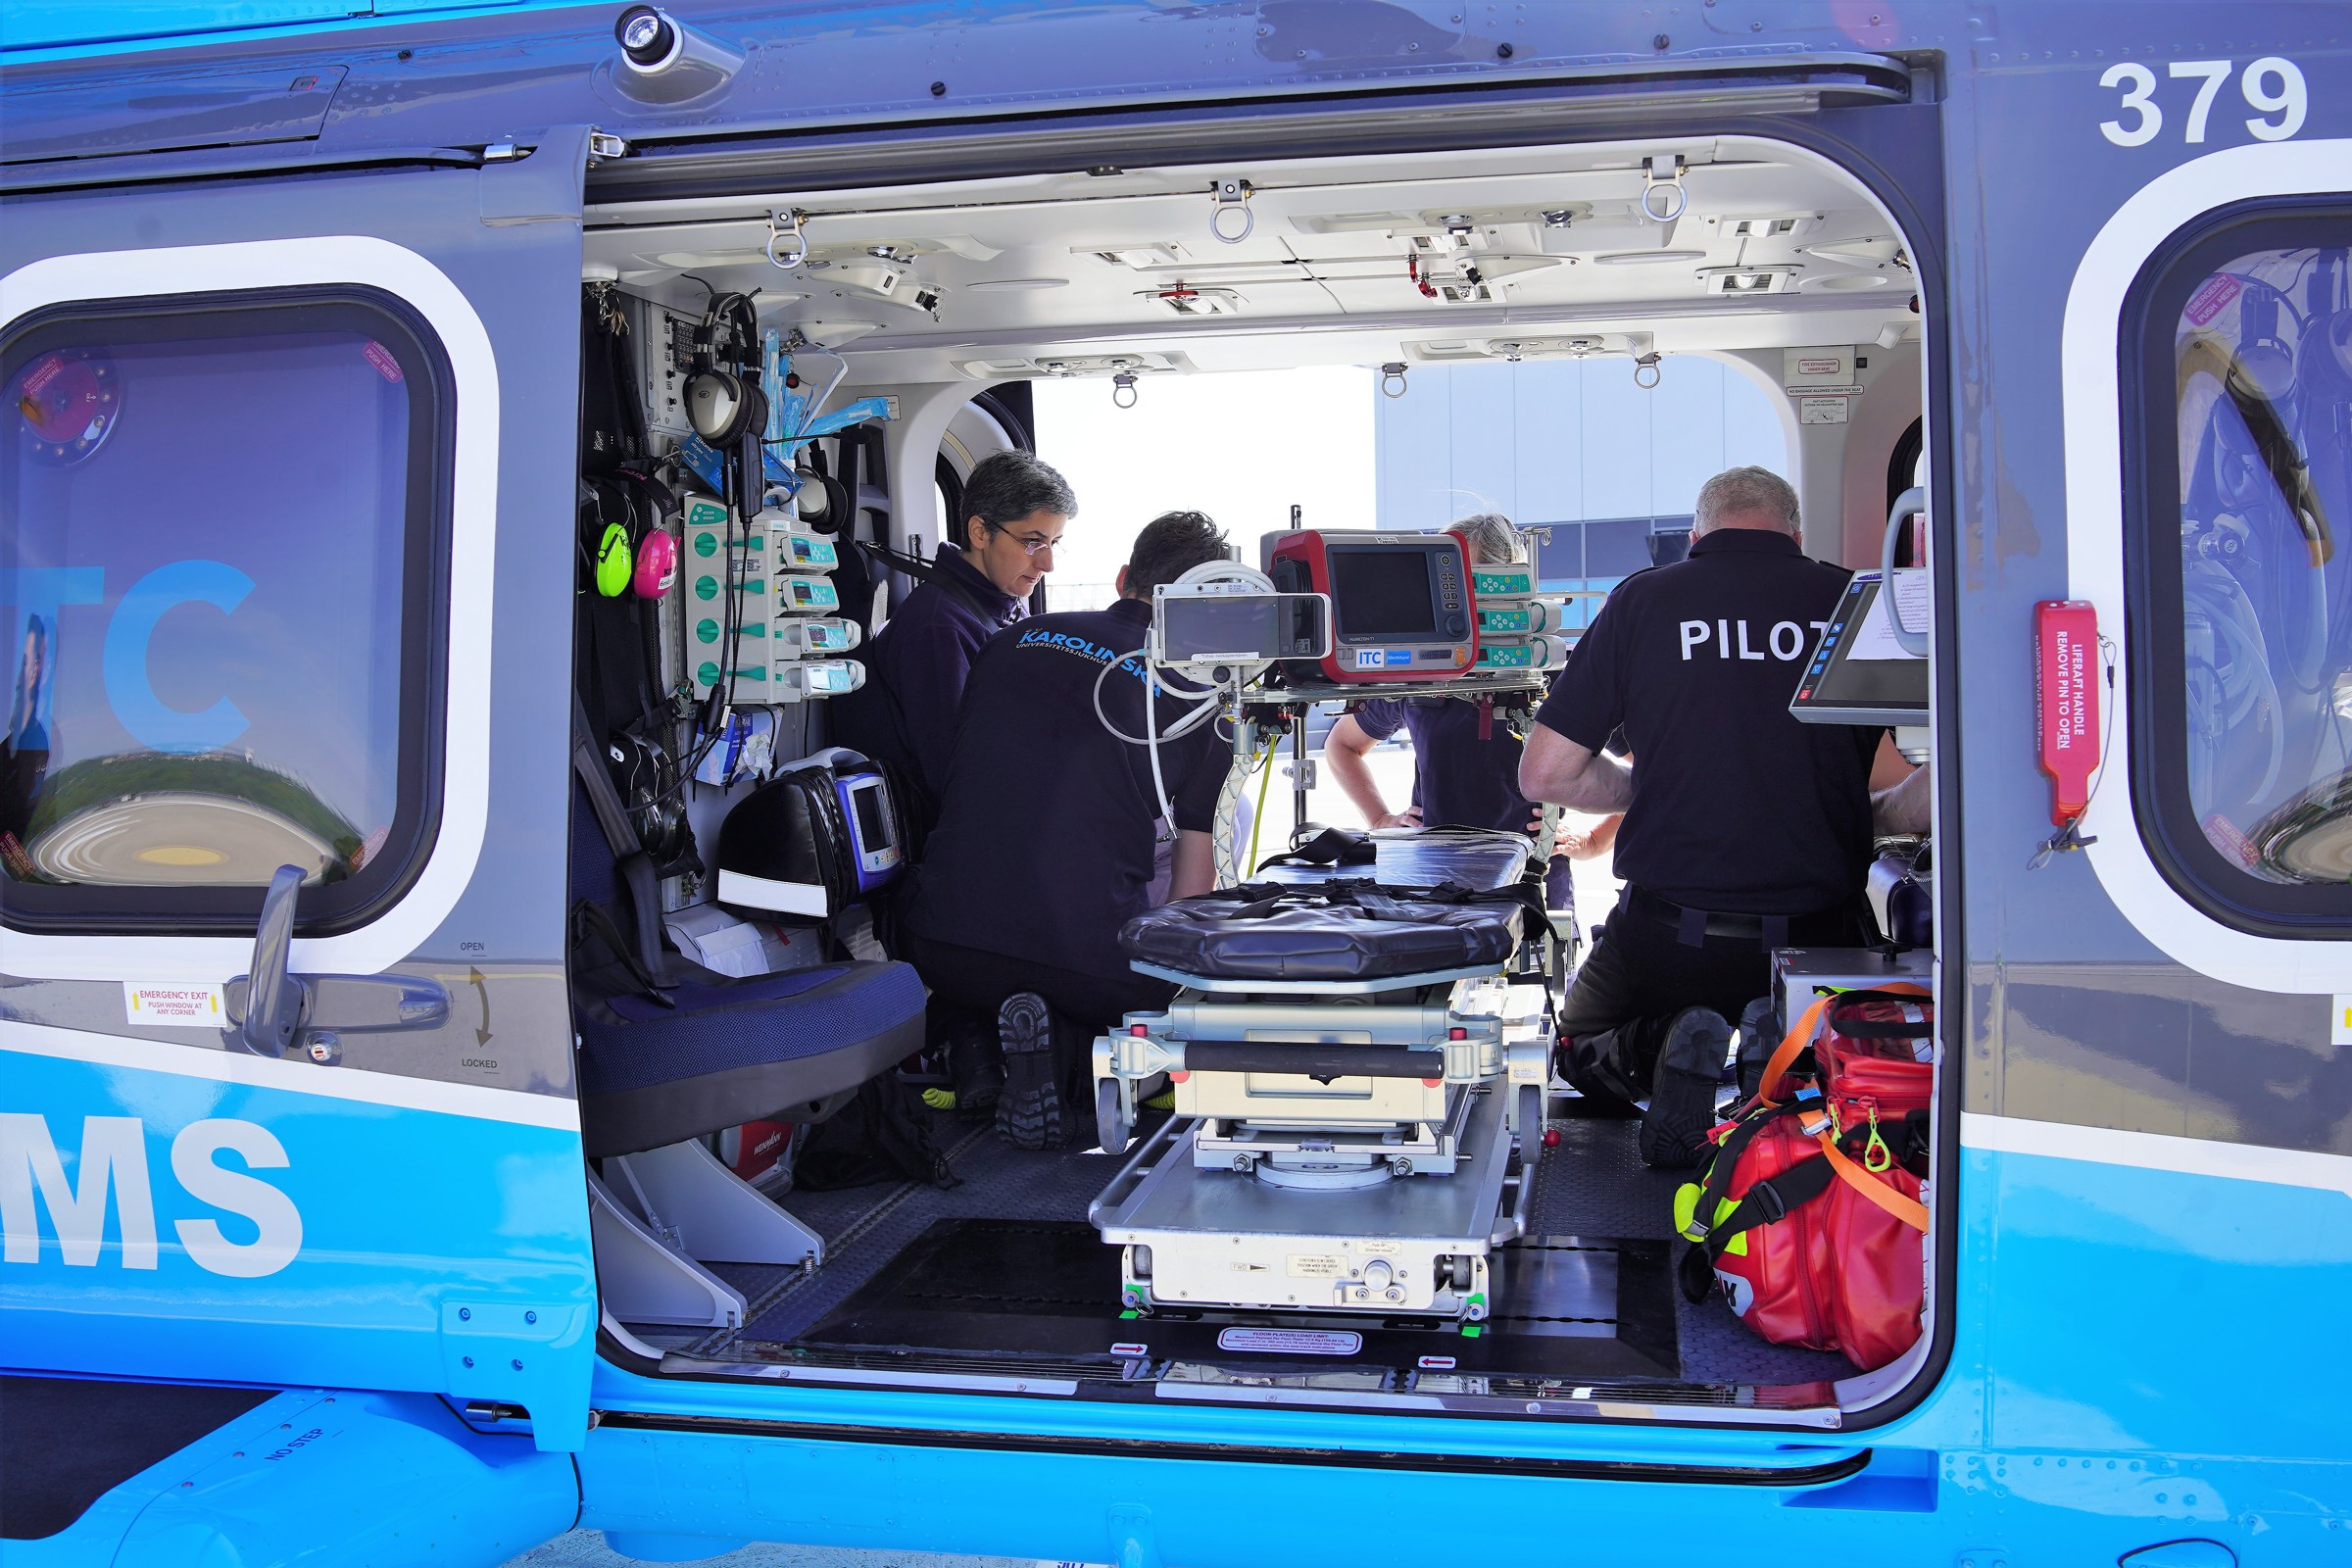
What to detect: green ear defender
<box><xmin>595</xmin><ymin>518</ymin><xmax>635</xmax><ymax>598</ymax></box>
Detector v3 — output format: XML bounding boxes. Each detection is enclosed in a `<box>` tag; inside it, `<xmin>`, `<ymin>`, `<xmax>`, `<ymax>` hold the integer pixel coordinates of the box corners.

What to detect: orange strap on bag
<box><xmin>1813</xmin><ymin>1129</ymin><xmax>1931</xmax><ymax>1231</ymax></box>
<box><xmin>1754</xmin><ymin>994</ymin><xmax>1835</xmax><ymax>1107</ymax></box>
<box><xmin>1755</xmin><ymin>981</ymin><xmax>1933</xmax><ymax>1107</ymax></box>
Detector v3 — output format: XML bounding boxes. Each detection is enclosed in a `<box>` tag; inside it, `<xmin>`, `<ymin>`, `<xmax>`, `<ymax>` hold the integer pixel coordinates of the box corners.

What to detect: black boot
<box><xmin>995</xmin><ymin>992</ymin><xmax>1067</xmax><ymax>1150</ymax></box>
<box><xmin>1639</xmin><ymin>1007</ymin><xmax>1732</xmax><ymax>1169</ymax></box>
<box><xmin>945</xmin><ymin>1006</ymin><xmax>1004</xmax><ymax>1120</ymax></box>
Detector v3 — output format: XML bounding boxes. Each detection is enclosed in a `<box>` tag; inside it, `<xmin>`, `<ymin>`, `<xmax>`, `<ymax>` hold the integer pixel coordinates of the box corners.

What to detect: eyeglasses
<box><xmin>987</xmin><ymin>525</ymin><xmax>1063</xmax><ymax>557</ymax></box>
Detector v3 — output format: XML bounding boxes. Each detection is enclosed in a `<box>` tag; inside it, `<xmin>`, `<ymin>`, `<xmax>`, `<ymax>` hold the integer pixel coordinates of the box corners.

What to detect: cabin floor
<box><xmin>636</xmin><ymin>1105</ymin><xmax>1858</xmax><ymax>1399</ymax></box>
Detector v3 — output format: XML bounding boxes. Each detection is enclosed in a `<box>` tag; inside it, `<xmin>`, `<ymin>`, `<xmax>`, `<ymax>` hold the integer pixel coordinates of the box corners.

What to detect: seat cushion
<box><xmin>577</xmin><ymin>959</ymin><xmax>927</xmax><ymax>1158</ymax></box>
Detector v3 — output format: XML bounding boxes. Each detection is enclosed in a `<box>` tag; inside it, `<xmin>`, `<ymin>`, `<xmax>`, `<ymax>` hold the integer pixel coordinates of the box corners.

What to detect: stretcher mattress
<box><xmin>1118</xmin><ymin>880</ymin><xmax>1530</xmax><ymax>982</ymax></box>
<box><xmin>1256</xmin><ymin>827</ymin><xmax>1535</xmax><ymax>894</ymax></box>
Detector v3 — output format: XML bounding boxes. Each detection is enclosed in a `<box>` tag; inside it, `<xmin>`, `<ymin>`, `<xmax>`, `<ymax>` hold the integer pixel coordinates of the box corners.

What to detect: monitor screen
<box><xmin>1788</xmin><ymin>570</ymin><xmax>1929</xmax><ymax>726</ymax></box>
<box><xmin>1329</xmin><ymin>548</ymin><xmax>1437</xmax><ymax>637</ymax></box>
<box><xmin>848</xmin><ymin>775</ymin><xmax>891</xmax><ymax>851</ymax></box>
<box><xmin>1159</xmin><ymin>595</ymin><xmax>1285</xmax><ymax>662</ymax></box>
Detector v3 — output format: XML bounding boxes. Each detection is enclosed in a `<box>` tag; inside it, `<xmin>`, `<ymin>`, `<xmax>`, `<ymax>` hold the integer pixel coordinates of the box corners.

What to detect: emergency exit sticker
<box><xmin>2331</xmin><ymin>996</ymin><xmax>2352</xmax><ymax>1047</ymax></box>
<box><xmin>124</xmin><ymin>982</ymin><xmax>225</xmax><ymax>1027</ymax></box>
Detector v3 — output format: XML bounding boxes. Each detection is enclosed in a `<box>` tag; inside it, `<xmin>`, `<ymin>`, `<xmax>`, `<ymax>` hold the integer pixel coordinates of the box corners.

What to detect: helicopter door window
<box><xmin>2128</xmin><ymin>211</ymin><xmax>2352</xmax><ymax>932</ymax></box>
<box><xmin>0</xmin><ymin>292</ymin><xmax>449</xmax><ymax>936</ymax></box>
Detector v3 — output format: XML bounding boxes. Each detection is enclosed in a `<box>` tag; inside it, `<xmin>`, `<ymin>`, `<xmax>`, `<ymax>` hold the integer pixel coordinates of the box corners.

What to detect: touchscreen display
<box><xmin>1791</xmin><ymin>576</ymin><xmax>1929</xmax><ymax>715</ymax></box>
<box><xmin>1329</xmin><ymin>548</ymin><xmax>1437</xmax><ymax>637</ymax></box>
<box><xmin>849</xmin><ymin>777</ymin><xmax>891</xmax><ymax>852</ymax></box>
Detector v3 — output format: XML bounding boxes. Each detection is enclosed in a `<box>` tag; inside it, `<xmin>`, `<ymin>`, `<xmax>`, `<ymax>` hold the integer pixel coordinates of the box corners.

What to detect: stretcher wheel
<box><xmin>1097</xmin><ymin>1080</ymin><xmax>1134</xmax><ymax>1155</ymax></box>
<box><xmin>1447</xmin><ymin>1254</ymin><xmax>1475</xmax><ymax>1293</ymax></box>
<box><xmin>1516</xmin><ymin>1083</ymin><xmax>1544</xmax><ymax>1150</ymax></box>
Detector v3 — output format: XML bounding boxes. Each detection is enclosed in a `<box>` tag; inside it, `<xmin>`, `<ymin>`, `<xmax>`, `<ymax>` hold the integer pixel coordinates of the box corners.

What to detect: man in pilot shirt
<box><xmin>1519</xmin><ymin>466</ymin><xmax>1929</xmax><ymax>1167</ymax></box>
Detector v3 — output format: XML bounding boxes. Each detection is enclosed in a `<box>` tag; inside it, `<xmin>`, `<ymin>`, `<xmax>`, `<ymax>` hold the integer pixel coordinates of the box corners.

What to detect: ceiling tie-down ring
<box><xmin>1641</xmin><ymin>154</ymin><xmax>1688</xmax><ymax>223</ymax></box>
<box><xmin>765</xmin><ymin>208</ymin><xmax>808</xmax><ymax>270</ymax></box>
<box><xmin>1209</xmin><ymin>175</ymin><xmax>1254</xmax><ymax>244</ymax></box>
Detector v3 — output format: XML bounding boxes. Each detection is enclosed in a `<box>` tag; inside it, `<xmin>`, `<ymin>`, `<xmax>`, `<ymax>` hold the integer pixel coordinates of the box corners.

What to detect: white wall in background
<box><xmin>1032</xmin><ymin>367</ymin><xmax>1377</xmax><ymax>610</ymax></box>
<box><xmin>1374</xmin><ymin>356</ymin><xmax>1788</xmax><ymax>530</ymax></box>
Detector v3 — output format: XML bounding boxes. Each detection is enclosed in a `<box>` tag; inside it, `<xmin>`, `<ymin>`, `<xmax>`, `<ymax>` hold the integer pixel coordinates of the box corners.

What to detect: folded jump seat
<box><xmin>566</xmin><ymin>700</ymin><xmax>927</xmax><ymax>1332</ymax></box>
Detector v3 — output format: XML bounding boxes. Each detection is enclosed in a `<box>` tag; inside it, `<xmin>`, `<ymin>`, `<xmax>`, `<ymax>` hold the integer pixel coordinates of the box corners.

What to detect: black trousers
<box><xmin>900</xmin><ymin>930</ymin><xmax>1180</xmax><ymax>1100</ymax></box>
<box><xmin>1556</xmin><ymin>888</ymin><xmax>1861</xmax><ymax>1110</ymax></box>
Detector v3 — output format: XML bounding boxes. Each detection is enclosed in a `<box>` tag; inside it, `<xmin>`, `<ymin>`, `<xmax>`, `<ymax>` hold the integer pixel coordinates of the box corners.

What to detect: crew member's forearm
<box><xmin>1556</xmin><ymin>755</ymin><xmax>1634</xmax><ymax>813</ymax></box>
<box><xmin>1322</xmin><ymin>742</ymin><xmax>1393</xmax><ymax>827</ymax></box>
<box><xmin>1872</xmin><ymin>763</ymin><xmax>1932</xmax><ymax>835</ymax></box>
<box><xmin>1519</xmin><ymin>723</ymin><xmax>1634</xmax><ymax>813</ymax></box>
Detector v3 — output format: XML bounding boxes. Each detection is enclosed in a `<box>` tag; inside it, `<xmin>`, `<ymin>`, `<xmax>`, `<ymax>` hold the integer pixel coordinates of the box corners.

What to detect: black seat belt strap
<box><xmin>570</xmin><ymin>694</ymin><xmax>672</xmax><ymax>988</ymax></box>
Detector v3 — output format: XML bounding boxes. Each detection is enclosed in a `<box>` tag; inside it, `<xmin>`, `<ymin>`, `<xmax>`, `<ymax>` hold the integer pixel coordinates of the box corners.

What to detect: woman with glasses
<box><xmin>831</xmin><ymin>450</ymin><xmax>1076</xmax><ymax>845</ymax></box>
<box><xmin>831</xmin><ymin>450</ymin><xmax>1077</xmax><ymax>1120</ymax></box>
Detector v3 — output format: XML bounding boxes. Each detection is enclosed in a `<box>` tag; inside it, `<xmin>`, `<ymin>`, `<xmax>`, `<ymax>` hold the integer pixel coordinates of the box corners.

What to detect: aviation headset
<box><xmin>612</xmin><ymin>728</ymin><xmax>694</xmax><ymax>871</ymax></box>
<box><xmin>686</xmin><ymin>290</ymin><xmax>768</xmax><ymax>444</ymax></box>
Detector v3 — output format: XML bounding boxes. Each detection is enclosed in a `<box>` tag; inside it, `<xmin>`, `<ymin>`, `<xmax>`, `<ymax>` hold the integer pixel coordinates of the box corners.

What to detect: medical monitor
<box><xmin>1262</xmin><ymin>528</ymin><xmax>1477</xmax><ymax>683</ymax></box>
<box><xmin>836</xmin><ymin>770</ymin><xmax>902</xmax><ymax>888</ymax></box>
<box><xmin>1788</xmin><ymin>568</ymin><xmax>1930</xmax><ymax>729</ymax></box>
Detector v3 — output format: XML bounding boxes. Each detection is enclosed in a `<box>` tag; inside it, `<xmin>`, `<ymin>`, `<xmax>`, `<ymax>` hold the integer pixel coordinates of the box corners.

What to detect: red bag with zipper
<box><xmin>1673</xmin><ymin>988</ymin><xmax>1934</xmax><ymax>1371</ymax></box>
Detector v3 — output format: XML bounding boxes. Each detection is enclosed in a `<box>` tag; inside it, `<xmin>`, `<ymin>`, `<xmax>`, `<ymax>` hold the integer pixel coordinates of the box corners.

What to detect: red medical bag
<box><xmin>1676</xmin><ymin>989</ymin><xmax>1934</xmax><ymax>1372</ymax></box>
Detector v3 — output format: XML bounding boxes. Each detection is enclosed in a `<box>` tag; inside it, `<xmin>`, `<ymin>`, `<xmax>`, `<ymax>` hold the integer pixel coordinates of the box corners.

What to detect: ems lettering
<box><xmin>1679</xmin><ymin>619</ymin><xmax>1811</xmax><ymax>662</ymax></box>
<box><xmin>0</xmin><ymin>1114</ymin><xmax>302</xmax><ymax>1277</ymax></box>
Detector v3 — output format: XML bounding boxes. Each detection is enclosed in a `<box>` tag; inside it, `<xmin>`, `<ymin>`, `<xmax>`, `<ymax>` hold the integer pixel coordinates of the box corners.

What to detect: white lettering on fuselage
<box><xmin>0</xmin><ymin>1114</ymin><xmax>301</xmax><ymax>1277</ymax></box>
<box><xmin>1679</xmin><ymin>619</ymin><xmax>1813</xmax><ymax>662</ymax></box>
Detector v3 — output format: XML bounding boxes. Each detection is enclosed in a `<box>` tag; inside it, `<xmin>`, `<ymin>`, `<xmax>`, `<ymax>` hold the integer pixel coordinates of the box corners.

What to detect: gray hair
<box><xmin>962</xmin><ymin>451</ymin><xmax>1077</xmax><ymax>540</ymax></box>
<box><xmin>1692</xmin><ymin>466</ymin><xmax>1800</xmax><ymax>536</ymax></box>
<box><xmin>1451</xmin><ymin>512</ymin><xmax>1524</xmax><ymax>565</ymax></box>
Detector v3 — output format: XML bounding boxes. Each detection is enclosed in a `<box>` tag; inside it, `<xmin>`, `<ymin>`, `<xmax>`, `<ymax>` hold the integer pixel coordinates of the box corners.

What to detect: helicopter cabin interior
<box><xmin>565</xmin><ymin>129</ymin><xmax>1939</xmax><ymax>1429</ymax></box>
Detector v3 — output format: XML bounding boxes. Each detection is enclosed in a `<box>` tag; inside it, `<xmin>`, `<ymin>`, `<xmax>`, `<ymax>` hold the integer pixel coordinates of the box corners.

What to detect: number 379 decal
<box><xmin>2099</xmin><ymin>58</ymin><xmax>2308</xmax><ymax>148</ymax></box>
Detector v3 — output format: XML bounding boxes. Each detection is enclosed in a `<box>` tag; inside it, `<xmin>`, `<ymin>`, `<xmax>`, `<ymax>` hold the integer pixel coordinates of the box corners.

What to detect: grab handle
<box><xmin>1880</xmin><ymin>486</ymin><xmax>1931</xmax><ymax>658</ymax></box>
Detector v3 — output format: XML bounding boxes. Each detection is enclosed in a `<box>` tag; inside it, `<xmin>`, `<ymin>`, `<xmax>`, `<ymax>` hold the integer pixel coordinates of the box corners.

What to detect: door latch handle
<box><xmin>225</xmin><ymin>863</ymin><xmax>450</xmax><ymax>1057</ymax></box>
<box><xmin>231</xmin><ymin>864</ymin><xmax>305</xmax><ymax>1056</ymax></box>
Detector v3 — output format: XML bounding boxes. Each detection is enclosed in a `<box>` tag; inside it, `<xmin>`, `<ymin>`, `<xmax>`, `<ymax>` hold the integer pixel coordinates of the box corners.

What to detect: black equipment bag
<box><xmin>579</xmin><ymin>283</ymin><xmax>647</xmax><ymax>477</ymax></box>
<box><xmin>790</xmin><ymin>1074</ymin><xmax>957</xmax><ymax>1191</ymax></box>
<box><xmin>714</xmin><ymin>751</ymin><xmax>906</xmax><ymax>923</ymax></box>
<box><xmin>574</xmin><ymin>282</ymin><xmax>699</xmax><ymax>881</ymax></box>
<box><xmin>1117</xmin><ymin>877</ymin><xmax>1541</xmax><ymax>982</ymax></box>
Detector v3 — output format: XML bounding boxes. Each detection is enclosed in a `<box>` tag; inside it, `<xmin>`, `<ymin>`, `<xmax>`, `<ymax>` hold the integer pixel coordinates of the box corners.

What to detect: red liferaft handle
<box><xmin>2034</xmin><ymin>600</ymin><xmax>2100</xmax><ymax>828</ymax></box>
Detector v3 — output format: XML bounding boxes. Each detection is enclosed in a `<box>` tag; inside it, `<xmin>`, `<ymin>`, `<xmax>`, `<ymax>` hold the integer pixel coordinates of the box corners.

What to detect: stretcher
<box><xmin>1088</xmin><ymin>828</ymin><xmax>1552</xmax><ymax>1321</ymax></box>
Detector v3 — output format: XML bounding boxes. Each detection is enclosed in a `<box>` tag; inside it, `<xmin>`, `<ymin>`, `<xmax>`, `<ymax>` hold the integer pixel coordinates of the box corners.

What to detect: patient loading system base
<box><xmin>1092</xmin><ymin>1085</ymin><xmax>1530</xmax><ymax>1319</ymax></box>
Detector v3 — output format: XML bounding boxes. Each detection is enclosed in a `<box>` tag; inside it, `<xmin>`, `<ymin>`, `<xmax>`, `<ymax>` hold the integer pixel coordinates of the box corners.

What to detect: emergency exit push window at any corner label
<box><xmin>0</xmin><ymin>296</ymin><xmax>447</xmax><ymax>933</ymax></box>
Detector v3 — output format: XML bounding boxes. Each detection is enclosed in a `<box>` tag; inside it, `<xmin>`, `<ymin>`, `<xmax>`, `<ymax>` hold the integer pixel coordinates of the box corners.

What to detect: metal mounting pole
<box><xmin>1293</xmin><ymin>709</ymin><xmax>1310</xmax><ymax>838</ymax></box>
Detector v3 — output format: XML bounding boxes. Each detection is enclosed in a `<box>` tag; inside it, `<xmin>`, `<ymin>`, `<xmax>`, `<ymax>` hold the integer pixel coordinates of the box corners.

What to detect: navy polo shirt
<box><xmin>1350</xmin><ymin>696</ymin><xmax>1537</xmax><ymax>836</ymax></box>
<box><xmin>906</xmin><ymin>597</ymin><xmax>1228</xmax><ymax>981</ymax></box>
<box><xmin>1535</xmin><ymin>528</ymin><xmax>1879</xmax><ymax>914</ymax></box>
<box><xmin>829</xmin><ymin>544</ymin><xmax>1023</xmax><ymax>831</ymax></box>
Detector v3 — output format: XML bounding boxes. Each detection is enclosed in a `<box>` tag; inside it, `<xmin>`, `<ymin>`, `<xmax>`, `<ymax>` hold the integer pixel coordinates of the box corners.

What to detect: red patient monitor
<box><xmin>1262</xmin><ymin>528</ymin><xmax>1478</xmax><ymax>683</ymax></box>
<box><xmin>2034</xmin><ymin>600</ymin><xmax>2100</xmax><ymax>828</ymax></box>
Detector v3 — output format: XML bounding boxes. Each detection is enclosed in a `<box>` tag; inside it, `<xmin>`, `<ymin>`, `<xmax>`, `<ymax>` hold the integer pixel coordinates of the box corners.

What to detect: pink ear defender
<box><xmin>633</xmin><ymin>527</ymin><xmax>678</xmax><ymax>598</ymax></box>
